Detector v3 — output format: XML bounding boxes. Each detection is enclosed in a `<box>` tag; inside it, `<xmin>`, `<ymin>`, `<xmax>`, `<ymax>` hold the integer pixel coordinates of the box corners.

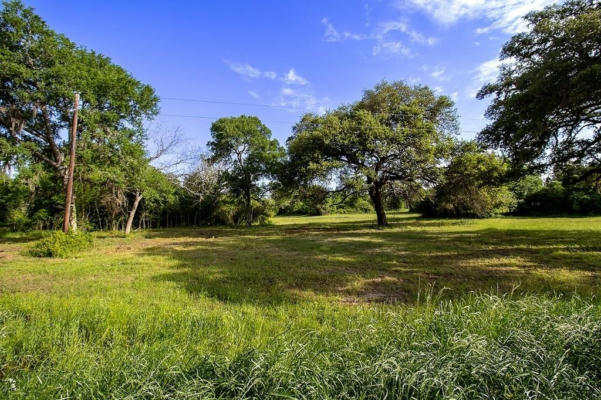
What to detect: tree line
<box><xmin>1</xmin><ymin>0</ymin><xmax>600</xmax><ymax>231</ymax></box>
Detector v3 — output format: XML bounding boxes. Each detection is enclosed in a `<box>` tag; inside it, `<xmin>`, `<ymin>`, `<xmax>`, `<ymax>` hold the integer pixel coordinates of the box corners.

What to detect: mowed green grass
<box><xmin>1</xmin><ymin>212</ymin><xmax>601</xmax><ymax>398</ymax></box>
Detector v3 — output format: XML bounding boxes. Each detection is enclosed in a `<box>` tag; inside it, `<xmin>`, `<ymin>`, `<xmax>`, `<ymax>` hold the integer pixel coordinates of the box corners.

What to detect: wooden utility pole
<box><xmin>63</xmin><ymin>92</ymin><xmax>79</xmax><ymax>233</ymax></box>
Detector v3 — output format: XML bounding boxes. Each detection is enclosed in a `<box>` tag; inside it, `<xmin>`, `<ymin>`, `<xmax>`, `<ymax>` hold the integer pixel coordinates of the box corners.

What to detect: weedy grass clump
<box><xmin>1</xmin><ymin>294</ymin><xmax>600</xmax><ymax>399</ymax></box>
<box><xmin>29</xmin><ymin>230</ymin><xmax>93</xmax><ymax>258</ymax></box>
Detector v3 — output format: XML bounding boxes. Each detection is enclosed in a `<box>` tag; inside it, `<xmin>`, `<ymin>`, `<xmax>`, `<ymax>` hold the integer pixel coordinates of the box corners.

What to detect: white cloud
<box><xmin>474</xmin><ymin>58</ymin><xmax>502</xmax><ymax>85</ymax></box>
<box><xmin>404</xmin><ymin>0</ymin><xmax>556</xmax><ymax>34</ymax></box>
<box><xmin>278</xmin><ymin>87</ymin><xmax>329</xmax><ymax>114</ymax></box>
<box><xmin>225</xmin><ymin>60</ymin><xmax>262</xmax><ymax>79</ymax></box>
<box><xmin>225</xmin><ymin>62</ymin><xmax>311</xmax><ymax>86</ymax></box>
<box><xmin>430</xmin><ymin>67</ymin><xmax>447</xmax><ymax>81</ymax></box>
<box><xmin>224</xmin><ymin>62</ymin><xmax>325</xmax><ymax>112</ymax></box>
<box><xmin>372</xmin><ymin>41</ymin><xmax>412</xmax><ymax>56</ymax></box>
<box><xmin>321</xmin><ymin>17</ymin><xmax>367</xmax><ymax>42</ymax></box>
<box><xmin>282</xmin><ymin>69</ymin><xmax>309</xmax><ymax>86</ymax></box>
<box><xmin>321</xmin><ymin>17</ymin><xmax>341</xmax><ymax>42</ymax></box>
<box><xmin>248</xmin><ymin>90</ymin><xmax>261</xmax><ymax>100</ymax></box>
<box><xmin>376</xmin><ymin>20</ymin><xmax>436</xmax><ymax>45</ymax></box>
<box><xmin>467</xmin><ymin>57</ymin><xmax>514</xmax><ymax>98</ymax></box>
<box><xmin>321</xmin><ymin>15</ymin><xmax>433</xmax><ymax>58</ymax></box>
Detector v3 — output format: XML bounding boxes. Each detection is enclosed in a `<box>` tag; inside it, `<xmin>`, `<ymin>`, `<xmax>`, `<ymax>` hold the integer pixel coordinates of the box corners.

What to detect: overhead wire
<box><xmin>0</xmin><ymin>88</ymin><xmax>487</xmax><ymax>132</ymax></box>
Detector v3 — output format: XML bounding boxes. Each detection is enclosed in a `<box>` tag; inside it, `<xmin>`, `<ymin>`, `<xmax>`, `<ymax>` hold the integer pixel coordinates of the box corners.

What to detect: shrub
<box><xmin>417</xmin><ymin>142</ymin><xmax>516</xmax><ymax>218</ymax></box>
<box><xmin>212</xmin><ymin>198</ymin><xmax>274</xmax><ymax>226</ymax></box>
<box><xmin>30</xmin><ymin>230</ymin><xmax>93</xmax><ymax>258</ymax></box>
<box><xmin>513</xmin><ymin>181</ymin><xmax>601</xmax><ymax>216</ymax></box>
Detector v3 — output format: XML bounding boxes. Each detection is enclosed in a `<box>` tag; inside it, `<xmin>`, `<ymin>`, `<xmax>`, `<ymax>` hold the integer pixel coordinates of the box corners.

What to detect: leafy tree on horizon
<box><xmin>0</xmin><ymin>0</ymin><xmax>158</xmax><ymax>229</ymax></box>
<box><xmin>286</xmin><ymin>81</ymin><xmax>457</xmax><ymax>225</ymax></box>
<box><xmin>208</xmin><ymin>115</ymin><xmax>285</xmax><ymax>226</ymax></box>
<box><xmin>478</xmin><ymin>0</ymin><xmax>601</xmax><ymax>180</ymax></box>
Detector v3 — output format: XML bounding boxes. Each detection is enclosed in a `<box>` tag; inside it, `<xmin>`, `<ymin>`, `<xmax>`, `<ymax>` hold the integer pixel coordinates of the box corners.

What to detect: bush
<box><xmin>212</xmin><ymin>198</ymin><xmax>274</xmax><ymax>226</ymax></box>
<box><xmin>514</xmin><ymin>180</ymin><xmax>601</xmax><ymax>216</ymax></box>
<box><xmin>30</xmin><ymin>231</ymin><xmax>93</xmax><ymax>258</ymax></box>
<box><xmin>417</xmin><ymin>142</ymin><xmax>516</xmax><ymax>218</ymax></box>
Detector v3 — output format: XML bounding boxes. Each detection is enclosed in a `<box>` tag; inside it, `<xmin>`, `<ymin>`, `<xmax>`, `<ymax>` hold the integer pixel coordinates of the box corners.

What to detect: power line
<box><xmin>1</xmin><ymin>88</ymin><xmax>487</xmax><ymax>126</ymax></box>
<box><xmin>1</xmin><ymin>89</ymin><xmax>489</xmax><ymax>121</ymax></box>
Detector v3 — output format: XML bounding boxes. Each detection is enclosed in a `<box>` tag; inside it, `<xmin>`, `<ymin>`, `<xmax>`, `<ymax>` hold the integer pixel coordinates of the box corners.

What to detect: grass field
<box><xmin>1</xmin><ymin>212</ymin><xmax>601</xmax><ymax>398</ymax></box>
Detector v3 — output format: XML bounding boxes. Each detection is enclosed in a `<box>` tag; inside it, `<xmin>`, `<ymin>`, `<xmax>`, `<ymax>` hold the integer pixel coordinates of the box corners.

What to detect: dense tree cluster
<box><xmin>1</xmin><ymin>0</ymin><xmax>600</xmax><ymax>232</ymax></box>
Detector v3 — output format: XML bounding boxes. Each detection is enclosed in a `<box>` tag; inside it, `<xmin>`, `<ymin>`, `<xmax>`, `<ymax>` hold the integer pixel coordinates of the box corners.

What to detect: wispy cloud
<box><xmin>372</xmin><ymin>41</ymin><xmax>412</xmax><ymax>56</ymax></box>
<box><xmin>321</xmin><ymin>14</ymin><xmax>435</xmax><ymax>57</ymax></box>
<box><xmin>404</xmin><ymin>0</ymin><xmax>556</xmax><ymax>34</ymax></box>
<box><xmin>282</xmin><ymin>69</ymin><xmax>309</xmax><ymax>86</ymax></box>
<box><xmin>321</xmin><ymin>18</ymin><xmax>367</xmax><ymax>42</ymax></box>
<box><xmin>247</xmin><ymin>90</ymin><xmax>261</xmax><ymax>100</ymax></box>
<box><xmin>225</xmin><ymin>60</ymin><xmax>262</xmax><ymax>79</ymax></box>
<box><xmin>225</xmin><ymin>62</ymin><xmax>310</xmax><ymax>86</ymax></box>
<box><xmin>474</xmin><ymin>58</ymin><xmax>502</xmax><ymax>84</ymax></box>
<box><xmin>277</xmin><ymin>87</ymin><xmax>329</xmax><ymax>114</ymax></box>
<box><xmin>430</xmin><ymin>67</ymin><xmax>447</xmax><ymax>81</ymax></box>
<box><xmin>375</xmin><ymin>20</ymin><xmax>436</xmax><ymax>45</ymax></box>
<box><xmin>225</xmin><ymin>61</ymin><xmax>327</xmax><ymax>113</ymax></box>
<box><xmin>467</xmin><ymin>57</ymin><xmax>513</xmax><ymax>98</ymax></box>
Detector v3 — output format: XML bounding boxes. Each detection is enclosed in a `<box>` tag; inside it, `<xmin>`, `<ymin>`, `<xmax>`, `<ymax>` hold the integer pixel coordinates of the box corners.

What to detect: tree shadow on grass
<box><xmin>144</xmin><ymin>216</ymin><xmax>601</xmax><ymax>306</ymax></box>
<box><xmin>0</xmin><ymin>230</ymin><xmax>45</xmax><ymax>244</ymax></box>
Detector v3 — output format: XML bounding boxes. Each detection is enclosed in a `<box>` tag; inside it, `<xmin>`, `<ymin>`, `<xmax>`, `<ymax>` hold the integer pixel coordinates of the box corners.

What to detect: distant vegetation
<box><xmin>1</xmin><ymin>0</ymin><xmax>600</xmax><ymax>232</ymax></box>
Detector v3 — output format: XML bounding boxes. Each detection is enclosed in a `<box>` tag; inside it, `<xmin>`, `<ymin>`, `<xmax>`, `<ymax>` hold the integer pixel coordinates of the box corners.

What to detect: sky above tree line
<box><xmin>25</xmin><ymin>0</ymin><xmax>558</xmax><ymax>149</ymax></box>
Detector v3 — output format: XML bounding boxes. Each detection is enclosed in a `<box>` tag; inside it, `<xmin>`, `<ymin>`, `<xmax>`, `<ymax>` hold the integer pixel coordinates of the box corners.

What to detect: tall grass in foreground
<box><xmin>1</xmin><ymin>292</ymin><xmax>600</xmax><ymax>399</ymax></box>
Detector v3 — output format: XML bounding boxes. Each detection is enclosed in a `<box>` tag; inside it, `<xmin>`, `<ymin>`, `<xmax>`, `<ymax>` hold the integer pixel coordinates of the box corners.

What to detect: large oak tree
<box><xmin>287</xmin><ymin>81</ymin><xmax>457</xmax><ymax>225</ymax></box>
<box><xmin>478</xmin><ymin>0</ymin><xmax>601</xmax><ymax>179</ymax></box>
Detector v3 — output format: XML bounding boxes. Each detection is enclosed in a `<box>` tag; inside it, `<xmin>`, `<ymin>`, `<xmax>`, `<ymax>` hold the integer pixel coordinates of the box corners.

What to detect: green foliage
<box><xmin>514</xmin><ymin>163</ymin><xmax>601</xmax><ymax>215</ymax></box>
<box><xmin>417</xmin><ymin>142</ymin><xmax>516</xmax><ymax>218</ymax></box>
<box><xmin>209</xmin><ymin>115</ymin><xmax>285</xmax><ymax>225</ymax></box>
<box><xmin>273</xmin><ymin>184</ymin><xmax>334</xmax><ymax>216</ymax></box>
<box><xmin>510</xmin><ymin>175</ymin><xmax>544</xmax><ymax>203</ymax></box>
<box><xmin>478</xmin><ymin>0</ymin><xmax>601</xmax><ymax>174</ymax></box>
<box><xmin>0</xmin><ymin>164</ymin><xmax>63</xmax><ymax>230</ymax></box>
<box><xmin>0</xmin><ymin>0</ymin><xmax>158</xmax><ymax>173</ymax></box>
<box><xmin>29</xmin><ymin>230</ymin><xmax>93</xmax><ymax>257</ymax></box>
<box><xmin>287</xmin><ymin>81</ymin><xmax>457</xmax><ymax>225</ymax></box>
<box><xmin>0</xmin><ymin>0</ymin><xmax>161</xmax><ymax>232</ymax></box>
<box><xmin>211</xmin><ymin>197</ymin><xmax>275</xmax><ymax>225</ymax></box>
<box><xmin>515</xmin><ymin>180</ymin><xmax>601</xmax><ymax>215</ymax></box>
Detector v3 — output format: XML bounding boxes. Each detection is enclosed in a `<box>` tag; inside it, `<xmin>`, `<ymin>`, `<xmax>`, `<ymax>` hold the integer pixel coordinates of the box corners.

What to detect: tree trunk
<box><xmin>125</xmin><ymin>192</ymin><xmax>142</xmax><ymax>235</ymax></box>
<box><xmin>70</xmin><ymin>195</ymin><xmax>78</xmax><ymax>231</ymax></box>
<box><xmin>369</xmin><ymin>183</ymin><xmax>388</xmax><ymax>226</ymax></box>
<box><xmin>62</xmin><ymin>172</ymin><xmax>78</xmax><ymax>231</ymax></box>
<box><xmin>245</xmin><ymin>189</ymin><xmax>252</xmax><ymax>226</ymax></box>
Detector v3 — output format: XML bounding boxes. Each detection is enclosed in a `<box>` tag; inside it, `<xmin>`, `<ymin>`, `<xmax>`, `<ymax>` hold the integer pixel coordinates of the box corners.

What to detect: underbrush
<box><xmin>0</xmin><ymin>293</ymin><xmax>600</xmax><ymax>399</ymax></box>
<box><xmin>28</xmin><ymin>230</ymin><xmax>93</xmax><ymax>258</ymax></box>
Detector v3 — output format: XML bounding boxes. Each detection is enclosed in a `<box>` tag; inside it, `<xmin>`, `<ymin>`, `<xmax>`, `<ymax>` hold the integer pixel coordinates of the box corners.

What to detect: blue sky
<box><xmin>25</xmin><ymin>0</ymin><xmax>557</xmax><ymax>150</ymax></box>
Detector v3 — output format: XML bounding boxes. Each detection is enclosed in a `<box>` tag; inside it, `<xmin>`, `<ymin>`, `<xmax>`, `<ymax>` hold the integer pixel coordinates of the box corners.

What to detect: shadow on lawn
<box><xmin>144</xmin><ymin>216</ymin><xmax>601</xmax><ymax>305</ymax></box>
<box><xmin>0</xmin><ymin>230</ymin><xmax>45</xmax><ymax>244</ymax></box>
